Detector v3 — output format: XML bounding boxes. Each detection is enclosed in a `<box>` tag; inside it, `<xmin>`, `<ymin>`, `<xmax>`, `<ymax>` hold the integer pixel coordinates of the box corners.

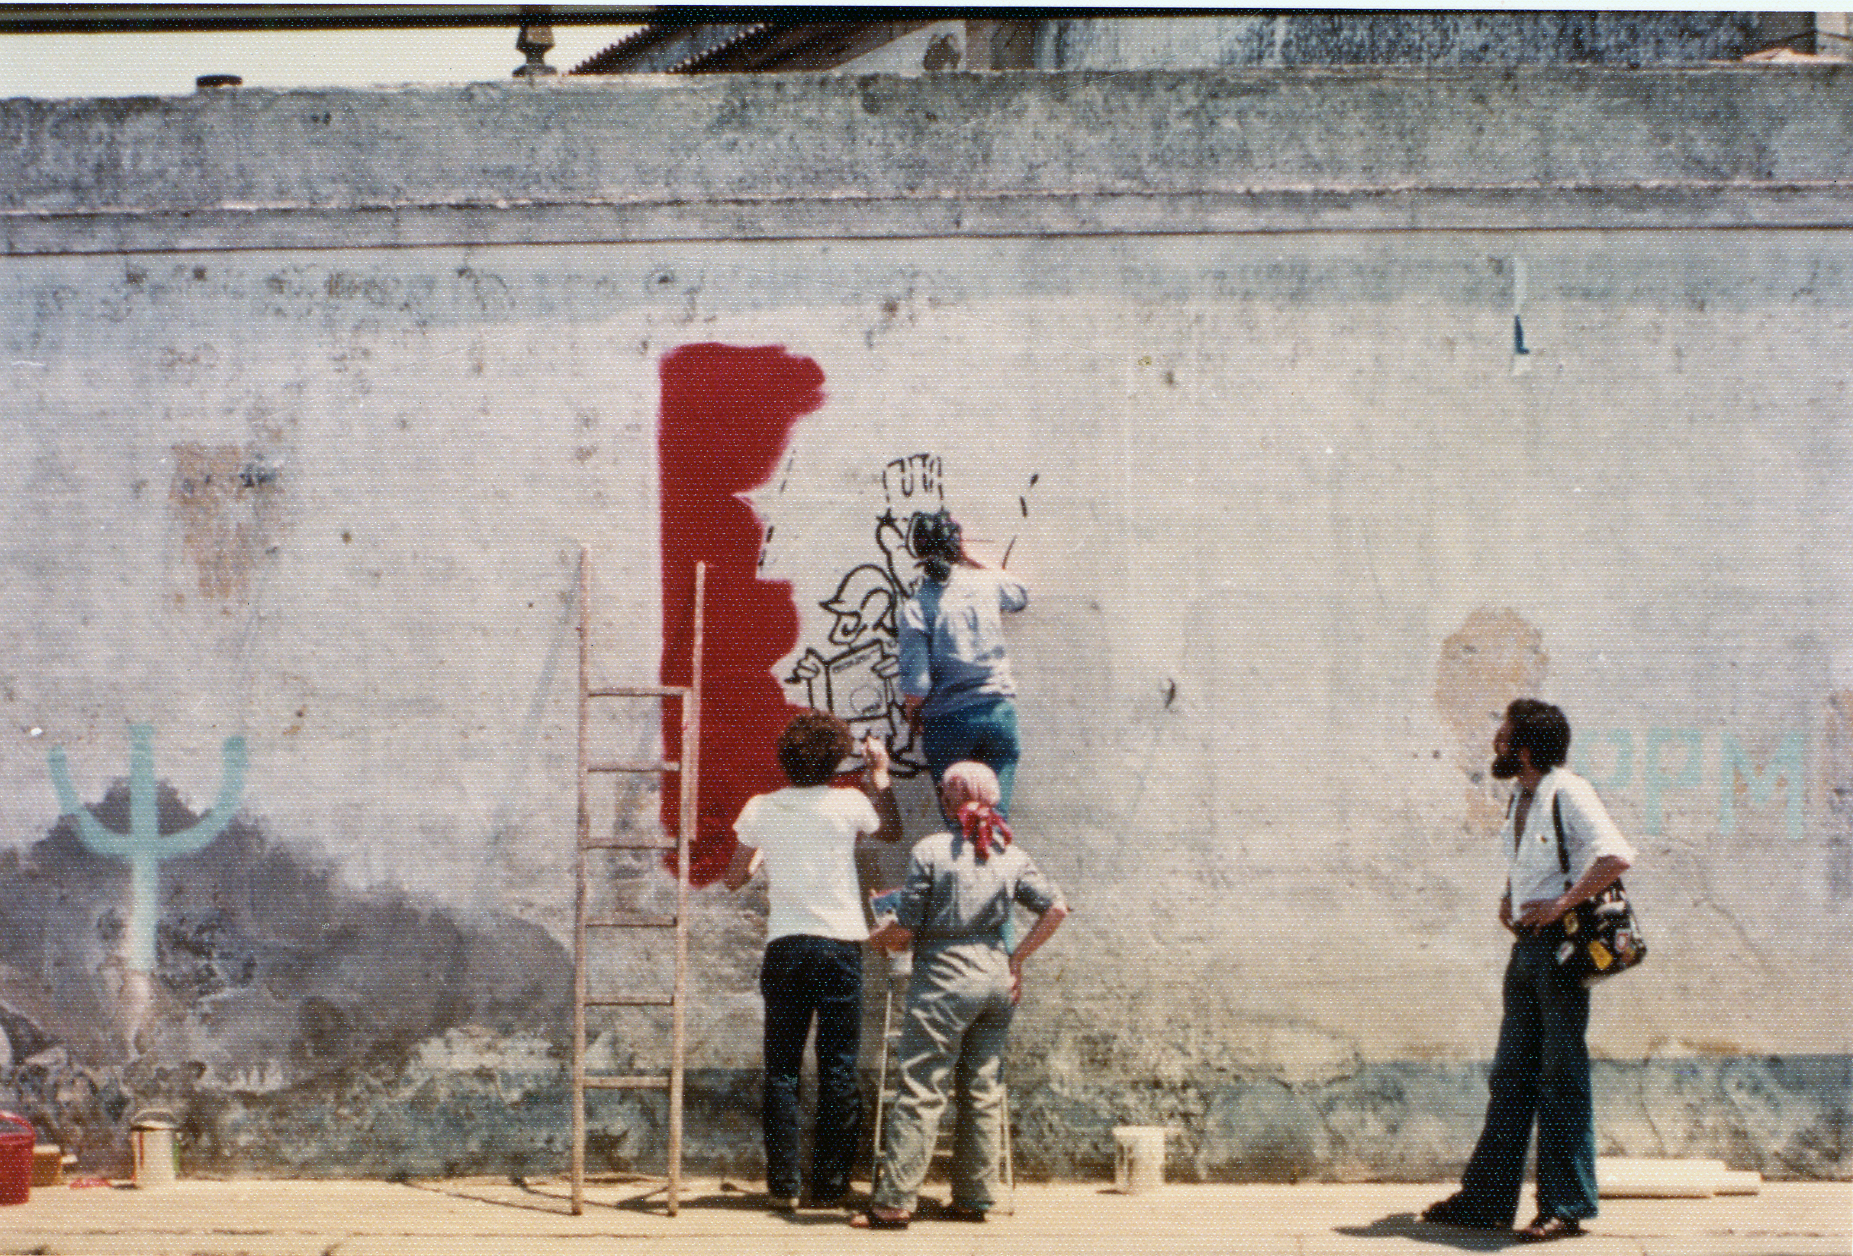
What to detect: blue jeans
<box><xmin>1457</xmin><ymin>935</ymin><xmax>1598</xmax><ymax>1226</ymax></box>
<box><xmin>921</xmin><ymin>697</ymin><xmax>1019</xmax><ymax>817</ymax></box>
<box><xmin>759</xmin><ymin>935</ymin><xmax>863</xmax><ymax>1201</ymax></box>
<box><xmin>921</xmin><ymin>697</ymin><xmax>1022</xmax><ymax>948</ymax></box>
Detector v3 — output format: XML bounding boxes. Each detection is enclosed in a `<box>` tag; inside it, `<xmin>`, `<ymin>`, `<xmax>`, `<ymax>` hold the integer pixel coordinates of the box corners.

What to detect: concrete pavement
<box><xmin>1</xmin><ymin>1178</ymin><xmax>1846</xmax><ymax>1256</ymax></box>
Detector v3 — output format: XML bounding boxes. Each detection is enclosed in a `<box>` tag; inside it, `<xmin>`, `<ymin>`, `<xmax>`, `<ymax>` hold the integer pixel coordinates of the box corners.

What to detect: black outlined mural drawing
<box><xmin>785</xmin><ymin>453</ymin><xmax>944</xmax><ymax>774</ymax></box>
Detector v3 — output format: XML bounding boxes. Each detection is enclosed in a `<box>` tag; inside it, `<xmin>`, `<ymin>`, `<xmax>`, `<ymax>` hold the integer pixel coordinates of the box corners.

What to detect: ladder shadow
<box><xmin>399</xmin><ymin>1175</ymin><xmax>708</xmax><ymax>1218</ymax></box>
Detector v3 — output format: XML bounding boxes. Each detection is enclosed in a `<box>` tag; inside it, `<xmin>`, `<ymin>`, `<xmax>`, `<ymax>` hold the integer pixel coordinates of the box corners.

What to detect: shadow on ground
<box><xmin>1334</xmin><ymin>1212</ymin><xmax>1516</xmax><ymax>1251</ymax></box>
<box><xmin>403</xmin><ymin>1175</ymin><xmax>871</xmax><ymax>1219</ymax></box>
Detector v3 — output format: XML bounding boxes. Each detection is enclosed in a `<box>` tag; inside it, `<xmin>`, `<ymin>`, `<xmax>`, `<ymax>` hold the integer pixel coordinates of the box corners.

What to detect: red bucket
<box><xmin>0</xmin><ymin>1111</ymin><xmax>33</xmax><ymax>1205</ymax></box>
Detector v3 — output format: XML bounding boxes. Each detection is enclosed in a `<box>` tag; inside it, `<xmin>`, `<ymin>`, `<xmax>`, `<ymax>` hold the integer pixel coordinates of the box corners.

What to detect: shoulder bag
<box><xmin>1551</xmin><ymin>794</ymin><xmax>1646</xmax><ymax>986</ymax></box>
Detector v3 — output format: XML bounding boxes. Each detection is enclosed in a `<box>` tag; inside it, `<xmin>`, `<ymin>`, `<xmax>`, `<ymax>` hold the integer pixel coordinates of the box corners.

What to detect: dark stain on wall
<box><xmin>1003</xmin><ymin>1052</ymin><xmax>1850</xmax><ymax>1183</ymax></box>
<box><xmin>1823</xmin><ymin>690</ymin><xmax>1853</xmax><ymax>904</ymax></box>
<box><xmin>0</xmin><ymin>783</ymin><xmax>572</xmax><ymax>1178</ymax></box>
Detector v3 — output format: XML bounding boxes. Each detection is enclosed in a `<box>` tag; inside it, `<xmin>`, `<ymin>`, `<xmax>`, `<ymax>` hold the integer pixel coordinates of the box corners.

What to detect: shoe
<box><xmin>807</xmin><ymin>1192</ymin><xmax>850</xmax><ymax>1210</ymax></box>
<box><xmin>1515</xmin><ymin>1215</ymin><xmax>1585</xmax><ymax>1243</ymax></box>
<box><xmin>1421</xmin><ymin>1194</ymin><xmax>1508</xmax><ymax>1230</ymax></box>
<box><xmin>850</xmin><ymin>1208</ymin><xmax>911</xmax><ymax>1230</ymax></box>
<box><xmin>940</xmin><ymin>1203</ymin><xmax>989</xmax><ymax>1222</ymax></box>
<box><xmin>767</xmin><ymin>1195</ymin><xmax>799</xmax><ymax>1213</ymax></box>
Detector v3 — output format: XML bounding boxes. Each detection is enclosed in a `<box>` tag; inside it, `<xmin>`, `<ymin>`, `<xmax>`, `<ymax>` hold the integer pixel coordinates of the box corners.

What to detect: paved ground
<box><xmin>1</xmin><ymin>1178</ymin><xmax>1846</xmax><ymax>1256</ymax></box>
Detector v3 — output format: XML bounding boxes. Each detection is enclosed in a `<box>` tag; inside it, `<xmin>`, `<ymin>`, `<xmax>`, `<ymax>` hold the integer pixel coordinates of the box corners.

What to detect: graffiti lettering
<box><xmin>1574</xmin><ymin>727</ymin><xmax>1808</xmax><ymax>840</ymax></box>
<box><xmin>1719</xmin><ymin>733</ymin><xmax>1806</xmax><ymax>840</ymax></box>
<box><xmin>1643</xmin><ymin>727</ymin><xmax>1704</xmax><ymax>837</ymax></box>
<box><xmin>884</xmin><ymin>453</ymin><xmax>942</xmax><ymax>505</ymax></box>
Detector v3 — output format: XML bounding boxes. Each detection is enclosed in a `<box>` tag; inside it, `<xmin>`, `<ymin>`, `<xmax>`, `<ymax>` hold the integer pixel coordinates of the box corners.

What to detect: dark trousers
<box><xmin>1458</xmin><ymin>935</ymin><xmax>1599</xmax><ymax>1226</ymax></box>
<box><xmin>759</xmin><ymin>934</ymin><xmax>863</xmax><ymax>1200</ymax></box>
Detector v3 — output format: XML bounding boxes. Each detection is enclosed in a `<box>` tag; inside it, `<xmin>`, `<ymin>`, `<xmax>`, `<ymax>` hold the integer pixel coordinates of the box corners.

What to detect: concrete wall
<box><xmin>1</xmin><ymin>67</ymin><xmax>1848</xmax><ymax>1182</ymax></box>
<box><xmin>1032</xmin><ymin>12</ymin><xmax>1763</xmax><ymax>69</ymax></box>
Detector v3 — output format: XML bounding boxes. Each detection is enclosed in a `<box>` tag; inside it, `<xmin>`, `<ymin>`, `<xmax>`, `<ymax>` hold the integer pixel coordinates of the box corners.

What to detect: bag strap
<box><xmin>1552</xmin><ymin>792</ymin><xmax>1573</xmax><ymax>889</ymax></box>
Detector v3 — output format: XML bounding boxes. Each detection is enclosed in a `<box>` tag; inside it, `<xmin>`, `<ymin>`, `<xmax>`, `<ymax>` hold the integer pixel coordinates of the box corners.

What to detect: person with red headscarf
<box><xmin>852</xmin><ymin>761</ymin><xmax>1068</xmax><ymax>1230</ymax></box>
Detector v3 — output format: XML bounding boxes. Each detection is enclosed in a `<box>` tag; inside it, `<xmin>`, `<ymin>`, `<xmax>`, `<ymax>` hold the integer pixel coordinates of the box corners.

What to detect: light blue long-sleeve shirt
<box><xmin>898</xmin><ymin>566</ymin><xmax>1028</xmax><ymax>720</ymax></box>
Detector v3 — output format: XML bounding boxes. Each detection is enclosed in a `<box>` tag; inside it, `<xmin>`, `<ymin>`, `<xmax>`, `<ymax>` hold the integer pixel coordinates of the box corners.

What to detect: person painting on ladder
<box><xmin>898</xmin><ymin>509</ymin><xmax>1029</xmax><ymax>818</ymax></box>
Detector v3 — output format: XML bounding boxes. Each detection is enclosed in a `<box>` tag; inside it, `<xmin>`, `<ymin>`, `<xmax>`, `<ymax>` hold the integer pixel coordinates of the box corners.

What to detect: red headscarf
<box><xmin>958</xmin><ymin>800</ymin><xmax>1013</xmax><ymax>861</ymax></box>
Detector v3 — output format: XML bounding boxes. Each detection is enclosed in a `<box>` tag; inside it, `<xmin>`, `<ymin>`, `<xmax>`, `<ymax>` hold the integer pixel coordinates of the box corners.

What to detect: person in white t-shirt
<box><xmin>725</xmin><ymin>710</ymin><xmax>902</xmax><ymax>1211</ymax></box>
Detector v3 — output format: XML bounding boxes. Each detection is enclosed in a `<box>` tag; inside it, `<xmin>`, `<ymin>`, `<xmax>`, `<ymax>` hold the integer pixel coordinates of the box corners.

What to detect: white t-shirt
<box><xmin>734</xmin><ymin>785</ymin><xmax>881</xmax><ymax>942</ymax></box>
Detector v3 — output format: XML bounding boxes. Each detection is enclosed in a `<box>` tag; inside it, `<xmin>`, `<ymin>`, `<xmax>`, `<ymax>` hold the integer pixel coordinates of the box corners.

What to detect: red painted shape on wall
<box><xmin>659</xmin><ymin>343</ymin><xmax>825</xmax><ymax>886</ymax></box>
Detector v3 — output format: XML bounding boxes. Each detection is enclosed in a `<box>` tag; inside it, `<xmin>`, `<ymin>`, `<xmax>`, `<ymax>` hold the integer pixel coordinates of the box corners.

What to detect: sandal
<box><xmin>1516</xmin><ymin>1215</ymin><xmax>1585</xmax><ymax>1243</ymax></box>
<box><xmin>851</xmin><ymin>1208</ymin><xmax>911</xmax><ymax>1230</ymax></box>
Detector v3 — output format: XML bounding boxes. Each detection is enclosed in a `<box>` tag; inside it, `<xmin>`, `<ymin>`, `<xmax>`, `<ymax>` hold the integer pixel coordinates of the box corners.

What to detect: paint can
<box><xmin>32</xmin><ymin>1144</ymin><xmax>69</xmax><ymax>1188</ymax></box>
<box><xmin>0</xmin><ymin>1111</ymin><xmax>34</xmax><ymax>1205</ymax></box>
<box><xmin>1112</xmin><ymin>1125</ymin><xmax>1167</xmax><ymax>1194</ymax></box>
<box><xmin>130</xmin><ymin>1110</ymin><xmax>179</xmax><ymax>1188</ymax></box>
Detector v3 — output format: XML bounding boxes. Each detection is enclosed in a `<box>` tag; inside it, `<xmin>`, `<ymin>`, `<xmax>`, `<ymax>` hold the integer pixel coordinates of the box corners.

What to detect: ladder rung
<box><xmin>580</xmin><ymin>841</ymin><xmax>676</xmax><ymax>852</ymax></box>
<box><xmin>588</xmin><ymin>761</ymin><xmax>680</xmax><ymax>774</ymax></box>
<box><xmin>585</xmin><ymin>1075</ymin><xmax>671</xmax><ymax>1089</ymax></box>
<box><xmin>587</xmin><ymin>686</ymin><xmax>690</xmax><ymax>699</ymax></box>
<box><xmin>587</xmin><ymin>915</ymin><xmax>677</xmax><ymax>929</ymax></box>
<box><xmin>587</xmin><ymin>999</ymin><xmax>676</xmax><ymax>1011</ymax></box>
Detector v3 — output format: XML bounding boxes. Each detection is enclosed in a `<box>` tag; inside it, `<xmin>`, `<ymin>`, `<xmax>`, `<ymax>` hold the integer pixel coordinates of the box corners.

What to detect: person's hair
<box><xmin>1505</xmin><ymin>698</ymin><xmax>1571</xmax><ymax>770</ymax></box>
<box><xmin>940</xmin><ymin>760</ymin><xmax>1002</xmax><ymax>811</ymax></box>
<box><xmin>776</xmin><ymin>710</ymin><xmax>854</xmax><ymax>786</ymax></box>
<box><xmin>911</xmin><ymin>509</ymin><xmax>967</xmax><ymax>583</ymax></box>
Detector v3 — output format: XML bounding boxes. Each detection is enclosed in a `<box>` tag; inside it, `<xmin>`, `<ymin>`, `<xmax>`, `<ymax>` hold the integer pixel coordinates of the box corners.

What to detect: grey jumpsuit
<box><xmin>872</xmin><ymin>830</ymin><xmax>1062</xmax><ymax>1213</ymax></box>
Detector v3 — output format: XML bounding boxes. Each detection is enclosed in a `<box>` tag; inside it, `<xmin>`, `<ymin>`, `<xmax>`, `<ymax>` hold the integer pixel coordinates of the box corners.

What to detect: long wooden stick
<box><xmin>570</xmin><ymin>546</ymin><xmax>590</xmax><ymax>1216</ymax></box>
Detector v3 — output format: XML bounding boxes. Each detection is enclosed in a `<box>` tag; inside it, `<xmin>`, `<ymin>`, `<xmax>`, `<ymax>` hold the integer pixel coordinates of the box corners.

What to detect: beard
<box><xmin>1490</xmin><ymin>748</ymin><xmax>1524</xmax><ymax>779</ymax></box>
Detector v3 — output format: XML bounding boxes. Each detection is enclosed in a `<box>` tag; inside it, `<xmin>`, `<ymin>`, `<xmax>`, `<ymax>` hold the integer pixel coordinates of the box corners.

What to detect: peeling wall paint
<box><xmin>1</xmin><ymin>71</ymin><xmax>1849</xmax><ymax>1181</ymax></box>
<box><xmin>168</xmin><ymin>442</ymin><xmax>283</xmax><ymax>605</ymax></box>
<box><xmin>1435</xmin><ymin>607</ymin><xmax>1549</xmax><ymax>830</ymax></box>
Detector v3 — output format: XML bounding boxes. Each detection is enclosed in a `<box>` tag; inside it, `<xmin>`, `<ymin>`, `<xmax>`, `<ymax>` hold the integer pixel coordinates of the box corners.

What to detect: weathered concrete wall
<box><xmin>1</xmin><ymin>67</ymin><xmax>1848</xmax><ymax>1182</ymax></box>
<box><xmin>1033</xmin><ymin>13</ymin><xmax>1763</xmax><ymax>70</ymax></box>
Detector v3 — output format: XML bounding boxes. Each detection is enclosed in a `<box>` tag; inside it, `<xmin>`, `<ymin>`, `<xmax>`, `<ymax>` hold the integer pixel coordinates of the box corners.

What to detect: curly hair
<box><xmin>776</xmin><ymin>709</ymin><xmax>854</xmax><ymax>786</ymax></box>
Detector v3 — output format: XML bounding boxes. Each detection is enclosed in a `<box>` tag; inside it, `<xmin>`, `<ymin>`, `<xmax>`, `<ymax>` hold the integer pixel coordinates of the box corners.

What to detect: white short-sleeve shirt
<box><xmin>1505</xmin><ymin>768</ymin><xmax>1636</xmax><ymax>905</ymax></box>
<box><xmin>734</xmin><ymin>785</ymin><xmax>881</xmax><ymax>942</ymax></box>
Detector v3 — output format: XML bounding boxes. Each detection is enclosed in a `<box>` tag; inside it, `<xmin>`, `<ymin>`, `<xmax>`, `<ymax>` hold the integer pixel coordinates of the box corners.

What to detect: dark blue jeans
<box><xmin>759</xmin><ymin>934</ymin><xmax>863</xmax><ymax>1201</ymax></box>
<box><xmin>1458</xmin><ymin>934</ymin><xmax>1599</xmax><ymax>1226</ymax></box>
<box><xmin>921</xmin><ymin>696</ymin><xmax>1019</xmax><ymax>817</ymax></box>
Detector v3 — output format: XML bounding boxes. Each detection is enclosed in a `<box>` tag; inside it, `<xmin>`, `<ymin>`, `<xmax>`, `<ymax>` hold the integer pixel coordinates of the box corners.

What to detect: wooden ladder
<box><xmin>569</xmin><ymin>553</ymin><xmax>703</xmax><ymax>1216</ymax></box>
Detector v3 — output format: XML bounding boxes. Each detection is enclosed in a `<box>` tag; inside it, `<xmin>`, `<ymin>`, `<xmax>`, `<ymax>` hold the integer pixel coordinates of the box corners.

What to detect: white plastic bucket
<box><xmin>131</xmin><ymin>1110</ymin><xmax>179</xmax><ymax>1188</ymax></box>
<box><xmin>1113</xmin><ymin>1125</ymin><xmax>1167</xmax><ymax>1194</ymax></box>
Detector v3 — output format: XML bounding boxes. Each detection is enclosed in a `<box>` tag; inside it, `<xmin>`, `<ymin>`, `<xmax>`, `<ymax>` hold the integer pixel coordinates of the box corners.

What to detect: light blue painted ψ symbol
<box><xmin>47</xmin><ymin>723</ymin><xmax>246</xmax><ymax>971</ymax></box>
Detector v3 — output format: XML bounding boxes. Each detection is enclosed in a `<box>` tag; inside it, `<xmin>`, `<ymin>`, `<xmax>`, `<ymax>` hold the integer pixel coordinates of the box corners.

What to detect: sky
<box><xmin>0</xmin><ymin>22</ymin><xmax>645</xmax><ymax>99</ymax></box>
